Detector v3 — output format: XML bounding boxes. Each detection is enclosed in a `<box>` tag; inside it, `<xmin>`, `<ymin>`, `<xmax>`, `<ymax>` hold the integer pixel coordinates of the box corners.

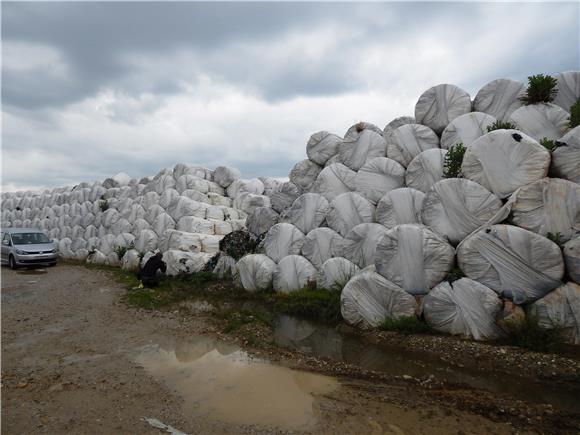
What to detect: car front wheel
<box><xmin>8</xmin><ymin>255</ymin><xmax>18</xmax><ymax>270</ymax></box>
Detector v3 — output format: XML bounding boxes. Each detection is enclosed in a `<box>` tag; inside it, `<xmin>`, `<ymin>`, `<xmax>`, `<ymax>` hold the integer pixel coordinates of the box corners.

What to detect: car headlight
<box><xmin>15</xmin><ymin>249</ymin><xmax>30</xmax><ymax>255</ymax></box>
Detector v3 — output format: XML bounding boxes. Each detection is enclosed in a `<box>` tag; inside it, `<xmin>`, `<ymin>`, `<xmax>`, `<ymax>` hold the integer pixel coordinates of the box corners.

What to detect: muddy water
<box><xmin>135</xmin><ymin>336</ymin><xmax>338</xmax><ymax>430</ymax></box>
<box><xmin>274</xmin><ymin>315</ymin><xmax>580</xmax><ymax>413</ymax></box>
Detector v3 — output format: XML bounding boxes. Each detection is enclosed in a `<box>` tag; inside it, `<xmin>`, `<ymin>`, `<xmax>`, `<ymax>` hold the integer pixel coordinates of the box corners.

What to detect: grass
<box><xmin>539</xmin><ymin>138</ymin><xmax>557</xmax><ymax>152</ymax></box>
<box><xmin>519</xmin><ymin>74</ymin><xmax>558</xmax><ymax>105</ymax></box>
<box><xmin>443</xmin><ymin>143</ymin><xmax>466</xmax><ymax>178</ymax></box>
<box><xmin>379</xmin><ymin>316</ymin><xmax>435</xmax><ymax>335</ymax></box>
<box><xmin>222</xmin><ymin>309</ymin><xmax>273</xmax><ymax>333</ymax></box>
<box><xmin>266</xmin><ymin>288</ymin><xmax>343</xmax><ymax>323</ymax></box>
<box><xmin>569</xmin><ymin>98</ymin><xmax>580</xmax><ymax>129</ymax></box>
<box><xmin>499</xmin><ymin>315</ymin><xmax>567</xmax><ymax>354</ymax></box>
<box><xmin>486</xmin><ymin>120</ymin><xmax>518</xmax><ymax>132</ymax></box>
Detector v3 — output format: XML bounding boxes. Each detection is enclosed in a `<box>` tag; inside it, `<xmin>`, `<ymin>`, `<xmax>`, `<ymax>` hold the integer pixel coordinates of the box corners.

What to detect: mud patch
<box><xmin>135</xmin><ymin>336</ymin><xmax>339</xmax><ymax>430</ymax></box>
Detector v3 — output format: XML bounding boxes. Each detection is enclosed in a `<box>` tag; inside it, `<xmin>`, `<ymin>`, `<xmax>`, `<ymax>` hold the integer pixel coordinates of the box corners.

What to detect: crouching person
<box><xmin>137</xmin><ymin>251</ymin><xmax>167</xmax><ymax>288</ymax></box>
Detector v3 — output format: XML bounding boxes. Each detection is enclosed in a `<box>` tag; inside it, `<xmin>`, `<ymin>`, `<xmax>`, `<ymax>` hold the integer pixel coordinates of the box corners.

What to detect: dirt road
<box><xmin>0</xmin><ymin>265</ymin><xmax>573</xmax><ymax>434</ymax></box>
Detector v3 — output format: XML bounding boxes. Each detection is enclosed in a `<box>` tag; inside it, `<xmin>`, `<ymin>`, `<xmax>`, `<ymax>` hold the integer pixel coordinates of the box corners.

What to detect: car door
<box><xmin>1</xmin><ymin>233</ymin><xmax>11</xmax><ymax>264</ymax></box>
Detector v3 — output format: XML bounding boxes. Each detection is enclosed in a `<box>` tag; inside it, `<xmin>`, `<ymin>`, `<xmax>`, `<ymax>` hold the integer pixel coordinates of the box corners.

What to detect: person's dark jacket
<box><xmin>139</xmin><ymin>255</ymin><xmax>167</xmax><ymax>278</ymax></box>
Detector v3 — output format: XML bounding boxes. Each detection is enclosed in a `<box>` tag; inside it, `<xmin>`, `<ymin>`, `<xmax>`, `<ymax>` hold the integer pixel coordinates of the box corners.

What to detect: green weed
<box><xmin>486</xmin><ymin>120</ymin><xmax>518</xmax><ymax>132</ymax></box>
<box><xmin>520</xmin><ymin>74</ymin><xmax>558</xmax><ymax>105</ymax></box>
<box><xmin>443</xmin><ymin>143</ymin><xmax>466</xmax><ymax>178</ymax></box>
<box><xmin>379</xmin><ymin>316</ymin><xmax>435</xmax><ymax>335</ymax></box>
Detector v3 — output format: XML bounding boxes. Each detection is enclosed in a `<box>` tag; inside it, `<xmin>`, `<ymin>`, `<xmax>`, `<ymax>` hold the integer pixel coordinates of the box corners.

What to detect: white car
<box><xmin>1</xmin><ymin>228</ymin><xmax>58</xmax><ymax>269</ymax></box>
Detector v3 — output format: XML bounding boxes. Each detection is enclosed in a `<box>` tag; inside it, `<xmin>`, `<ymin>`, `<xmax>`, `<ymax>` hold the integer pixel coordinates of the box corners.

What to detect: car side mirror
<box><xmin>2</xmin><ymin>240</ymin><xmax>10</xmax><ymax>246</ymax></box>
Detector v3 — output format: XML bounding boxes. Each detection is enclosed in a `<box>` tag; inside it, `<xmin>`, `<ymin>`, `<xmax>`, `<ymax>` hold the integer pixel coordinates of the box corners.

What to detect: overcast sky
<box><xmin>2</xmin><ymin>1</ymin><xmax>579</xmax><ymax>192</ymax></box>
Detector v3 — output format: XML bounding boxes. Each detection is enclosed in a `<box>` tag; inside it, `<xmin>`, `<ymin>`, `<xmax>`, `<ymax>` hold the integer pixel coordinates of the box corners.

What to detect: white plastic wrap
<box><xmin>176</xmin><ymin>216</ymin><xmax>215</xmax><ymax>235</ymax></box>
<box><xmin>405</xmin><ymin>149</ymin><xmax>447</xmax><ymax>193</ymax></box>
<box><xmin>326</xmin><ymin>192</ymin><xmax>375</xmax><ymax>237</ymax></box>
<box><xmin>121</xmin><ymin>249</ymin><xmax>141</xmax><ymax>272</ymax></box>
<box><xmin>421</xmin><ymin>178</ymin><xmax>504</xmax><ymax>244</ymax></box>
<box><xmin>440</xmin><ymin>112</ymin><xmax>497</xmax><ymax>149</ymax></box>
<box><xmin>97</xmin><ymin>234</ymin><xmax>117</xmax><ymax>256</ymax></box>
<box><xmin>386</xmin><ymin>124</ymin><xmax>440</xmax><ymax>168</ymax></box>
<box><xmin>159</xmin><ymin>188</ymin><xmax>180</xmax><ymax>209</ymax></box>
<box><xmin>213</xmin><ymin>254</ymin><xmax>236</xmax><ymax>279</ymax></box>
<box><xmin>510</xmin><ymin>178</ymin><xmax>580</xmax><ymax>243</ymax></box>
<box><xmin>114</xmin><ymin>232</ymin><xmax>135</xmax><ymax>249</ymax></box>
<box><xmin>246</xmin><ymin>207</ymin><xmax>279</xmax><ymax>236</ymax></box>
<box><xmin>457</xmin><ymin>225</ymin><xmax>565</xmax><ymax>304</ymax></box>
<box><xmin>553</xmin><ymin>71</ymin><xmax>580</xmax><ymax>112</ymax></box>
<box><xmin>551</xmin><ymin>145</ymin><xmax>580</xmax><ymax>184</ymax></box>
<box><xmin>343</xmin><ymin>121</ymin><xmax>383</xmax><ymax>140</ymax></box>
<box><xmin>338</xmin><ymin>129</ymin><xmax>387</xmax><ymax>171</ymax></box>
<box><xmin>159</xmin><ymin>229</ymin><xmax>202</xmax><ymax>253</ymax></box>
<box><xmin>316</xmin><ymin>257</ymin><xmax>360</xmax><ymax>290</ymax></box>
<box><xmin>280</xmin><ymin>193</ymin><xmax>329</xmax><ymax>234</ymax></box>
<box><xmin>233</xmin><ymin>254</ymin><xmax>277</xmax><ymax>292</ymax></box>
<box><xmin>226</xmin><ymin>178</ymin><xmax>264</xmax><ymax>198</ymax></box>
<box><xmin>200</xmin><ymin>234</ymin><xmax>222</xmax><ymax>254</ymax></box>
<box><xmin>375</xmin><ymin>188</ymin><xmax>425</xmax><ymax>228</ymax></box>
<box><xmin>461</xmin><ymin>130</ymin><xmax>551</xmax><ymax>198</ymax></box>
<box><xmin>273</xmin><ymin>255</ymin><xmax>317</xmax><ymax>293</ymax></box>
<box><xmin>354</xmin><ymin>157</ymin><xmax>405</xmax><ymax>204</ymax></box>
<box><xmin>306</xmin><ymin>131</ymin><xmax>342</xmax><ymax>165</ymax></box>
<box><xmin>301</xmin><ymin>227</ymin><xmax>343</xmax><ymax>270</ymax></box>
<box><xmin>87</xmin><ymin>249</ymin><xmax>107</xmax><ymax>265</ymax></box>
<box><xmin>259</xmin><ymin>177</ymin><xmax>283</xmax><ymax>196</ymax></box>
<box><xmin>134</xmin><ymin>229</ymin><xmax>159</xmax><ymax>253</ymax></box>
<box><xmin>528</xmin><ymin>282</ymin><xmax>580</xmax><ymax>344</ymax></box>
<box><xmin>339</xmin><ymin>223</ymin><xmax>389</xmax><ymax>269</ymax></box>
<box><xmin>423</xmin><ymin>278</ymin><xmax>503</xmax><ymax>340</ymax></box>
<box><xmin>382</xmin><ymin>116</ymin><xmax>415</xmax><ymax>144</ymax></box>
<box><xmin>473</xmin><ymin>78</ymin><xmax>526</xmax><ymax>122</ymax></box>
<box><xmin>311</xmin><ymin>163</ymin><xmax>356</xmax><ymax>202</ymax></box>
<box><xmin>509</xmin><ymin>103</ymin><xmax>570</xmax><ymax>142</ymax></box>
<box><xmin>207</xmin><ymin>192</ymin><xmax>231</xmax><ymax>207</ymax></box>
<box><xmin>340</xmin><ymin>272</ymin><xmax>418</xmax><ymax>329</ymax></box>
<box><xmin>415</xmin><ymin>84</ymin><xmax>472</xmax><ymax>134</ymax></box>
<box><xmin>152</xmin><ymin>212</ymin><xmax>176</xmax><ymax>237</ymax></box>
<box><xmin>375</xmin><ymin>224</ymin><xmax>455</xmax><ymax>295</ymax></box>
<box><xmin>233</xmin><ymin>193</ymin><xmax>271</xmax><ymax>215</ymax></box>
<box><xmin>289</xmin><ymin>159</ymin><xmax>322</xmax><ymax>191</ymax></box>
<box><xmin>163</xmin><ymin>250</ymin><xmax>212</xmax><ymax>276</ymax></box>
<box><xmin>262</xmin><ymin>223</ymin><xmax>305</xmax><ymax>263</ymax></box>
<box><xmin>175</xmin><ymin>175</ymin><xmax>210</xmax><ymax>194</ymax></box>
<box><xmin>563</xmin><ymin>237</ymin><xmax>580</xmax><ymax>284</ymax></box>
<box><xmin>270</xmin><ymin>182</ymin><xmax>302</xmax><ymax>213</ymax></box>
<box><xmin>213</xmin><ymin>166</ymin><xmax>241</xmax><ymax>188</ymax></box>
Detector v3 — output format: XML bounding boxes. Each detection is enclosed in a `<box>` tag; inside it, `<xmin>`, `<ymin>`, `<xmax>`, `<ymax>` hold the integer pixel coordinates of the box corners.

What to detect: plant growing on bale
<box><xmin>446</xmin><ymin>267</ymin><xmax>465</xmax><ymax>283</ymax></box>
<box><xmin>379</xmin><ymin>316</ymin><xmax>434</xmax><ymax>335</ymax></box>
<box><xmin>486</xmin><ymin>120</ymin><xmax>518</xmax><ymax>132</ymax></box>
<box><xmin>114</xmin><ymin>245</ymin><xmax>128</xmax><ymax>260</ymax></box>
<box><xmin>546</xmin><ymin>232</ymin><xmax>562</xmax><ymax>244</ymax></box>
<box><xmin>569</xmin><ymin>98</ymin><xmax>580</xmax><ymax>128</ymax></box>
<box><xmin>442</xmin><ymin>143</ymin><xmax>466</xmax><ymax>178</ymax></box>
<box><xmin>218</xmin><ymin>230</ymin><xmax>256</xmax><ymax>260</ymax></box>
<box><xmin>539</xmin><ymin>138</ymin><xmax>557</xmax><ymax>152</ymax></box>
<box><xmin>519</xmin><ymin>74</ymin><xmax>558</xmax><ymax>105</ymax></box>
<box><xmin>88</xmin><ymin>246</ymin><xmax>97</xmax><ymax>257</ymax></box>
<box><xmin>98</xmin><ymin>195</ymin><xmax>109</xmax><ymax>212</ymax></box>
<box><xmin>499</xmin><ymin>314</ymin><xmax>566</xmax><ymax>353</ymax></box>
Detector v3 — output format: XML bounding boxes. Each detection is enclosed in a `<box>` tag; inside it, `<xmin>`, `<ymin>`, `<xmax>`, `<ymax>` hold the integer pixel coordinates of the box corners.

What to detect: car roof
<box><xmin>3</xmin><ymin>228</ymin><xmax>45</xmax><ymax>234</ymax></box>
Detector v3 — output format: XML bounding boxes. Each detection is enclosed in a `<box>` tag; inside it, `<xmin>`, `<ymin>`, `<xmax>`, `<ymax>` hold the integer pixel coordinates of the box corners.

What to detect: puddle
<box><xmin>273</xmin><ymin>315</ymin><xmax>580</xmax><ymax>414</ymax></box>
<box><xmin>135</xmin><ymin>336</ymin><xmax>338</xmax><ymax>430</ymax></box>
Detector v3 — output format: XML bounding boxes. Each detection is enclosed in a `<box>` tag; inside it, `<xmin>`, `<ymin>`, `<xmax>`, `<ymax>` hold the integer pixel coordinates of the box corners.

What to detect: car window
<box><xmin>10</xmin><ymin>233</ymin><xmax>51</xmax><ymax>245</ymax></box>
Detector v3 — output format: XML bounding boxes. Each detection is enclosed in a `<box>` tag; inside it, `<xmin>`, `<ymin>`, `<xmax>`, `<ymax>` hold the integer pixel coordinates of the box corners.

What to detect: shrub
<box><xmin>499</xmin><ymin>314</ymin><xmax>566</xmax><ymax>353</ymax></box>
<box><xmin>270</xmin><ymin>288</ymin><xmax>342</xmax><ymax>323</ymax></box>
<box><xmin>486</xmin><ymin>120</ymin><xmax>518</xmax><ymax>132</ymax></box>
<box><xmin>546</xmin><ymin>232</ymin><xmax>562</xmax><ymax>244</ymax></box>
<box><xmin>379</xmin><ymin>316</ymin><xmax>434</xmax><ymax>335</ymax></box>
<box><xmin>114</xmin><ymin>245</ymin><xmax>128</xmax><ymax>260</ymax></box>
<box><xmin>569</xmin><ymin>98</ymin><xmax>580</xmax><ymax>128</ymax></box>
<box><xmin>519</xmin><ymin>74</ymin><xmax>558</xmax><ymax>105</ymax></box>
<box><xmin>98</xmin><ymin>195</ymin><xmax>109</xmax><ymax>212</ymax></box>
<box><xmin>446</xmin><ymin>267</ymin><xmax>465</xmax><ymax>283</ymax></box>
<box><xmin>539</xmin><ymin>138</ymin><xmax>557</xmax><ymax>152</ymax></box>
<box><xmin>443</xmin><ymin>143</ymin><xmax>466</xmax><ymax>178</ymax></box>
<box><xmin>218</xmin><ymin>230</ymin><xmax>256</xmax><ymax>260</ymax></box>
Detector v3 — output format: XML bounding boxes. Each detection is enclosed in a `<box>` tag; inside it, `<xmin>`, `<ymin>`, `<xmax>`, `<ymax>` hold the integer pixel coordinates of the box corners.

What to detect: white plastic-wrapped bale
<box><xmin>270</xmin><ymin>182</ymin><xmax>302</xmax><ymax>213</ymax></box>
<box><xmin>461</xmin><ymin>130</ymin><xmax>551</xmax><ymax>199</ymax></box>
<box><xmin>84</xmin><ymin>225</ymin><xmax>99</xmax><ymax>240</ymax></box>
<box><xmin>101</xmin><ymin>208</ymin><xmax>120</xmax><ymax>228</ymax></box>
<box><xmin>114</xmin><ymin>232</ymin><xmax>135</xmax><ymax>249</ymax></box>
<box><xmin>324</xmin><ymin>154</ymin><xmax>341</xmax><ymax>167</ymax></box>
<box><xmin>152</xmin><ymin>212</ymin><xmax>176</xmax><ymax>237</ymax></box>
<box><xmin>121</xmin><ymin>204</ymin><xmax>145</xmax><ymax>223</ymax></box>
<box><xmin>234</xmin><ymin>254</ymin><xmax>277</xmax><ymax>292</ymax></box>
<box><xmin>200</xmin><ymin>234</ymin><xmax>223</xmax><ymax>254</ymax></box>
<box><xmin>226</xmin><ymin>178</ymin><xmax>264</xmax><ymax>198</ymax></box>
<box><xmin>273</xmin><ymin>255</ymin><xmax>317</xmax><ymax>293</ymax></box>
<box><xmin>97</xmin><ymin>234</ymin><xmax>117</xmax><ymax>256</ymax></box>
<box><xmin>473</xmin><ymin>78</ymin><xmax>526</xmax><ymax>122</ymax></box>
<box><xmin>262</xmin><ymin>223</ymin><xmax>305</xmax><ymax>263</ymax></box>
<box><xmin>457</xmin><ymin>225</ymin><xmax>564</xmax><ymax>304</ymax></box>
<box><xmin>343</xmin><ymin>121</ymin><xmax>383</xmax><ymax>140</ymax></box>
<box><xmin>213</xmin><ymin>220</ymin><xmax>233</xmax><ymax>236</ymax></box>
<box><xmin>306</xmin><ymin>131</ymin><xmax>342</xmax><ymax>165</ymax></box>
<box><xmin>551</xmin><ymin>127</ymin><xmax>580</xmax><ymax>184</ymax></box>
<box><xmin>509</xmin><ymin>178</ymin><xmax>580</xmax><ymax>243</ymax></box>
<box><xmin>75</xmin><ymin>249</ymin><xmax>89</xmax><ymax>261</ymax></box>
<box><xmin>423</xmin><ymin>278</ymin><xmax>503</xmax><ymax>340</ymax></box>
<box><xmin>341</xmin><ymin>272</ymin><xmax>418</xmax><ymax>329</ymax></box>
<box><xmin>246</xmin><ymin>207</ymin><xmax>279</xmax><ymax>236</ymax></box>
<box><xmin>316</xmin><ymin>257</ymin><xmax>360</xmax><ymax>290</ymax></box>
<box><xmin>354</xmin><ymin>157</ymin><xmax>405</xmax><ymax>204</ymax></box>
<box><xmin>528</xmin><ymin>282</ymin><xmax>580</xmax><ymax>344</ymax></box>
<box><xmin>175</xmin><ymin>175</ymin><xmax>209</xmax><ymax>194</ymax></box>
<box><xmin>563</xmin><ymin>237</ymin><xmax>580</xmax><ymax>284</ymax></box>
<box><xmin>233</xmin><ymin>193</ymin><xmax>270</xmax><ymax>215</ymax></box>
<box><xmin>339</xmin><ymin>223</ymin><xmax>389</xmax><ymax>269</ymax></box>
<box><xmin>159</xmin><ymin>188</ymin><xmax>180</xmax><ymax>209</ymax></box>
<box><xmin>301</xmin><ymin>227</ymin><xmax>343</xmax><ymax>270</ymax></box>
<box><xmin>148</xmin><ymin>174</ymin><xmax>176</xmax><ymax>194</ymax></box>
<box><xmin>134</xmin><ymin>229</ymin><xmax>159</xmax><ymax>253</ymax></box>
<box><xmin>132</xmin><ymin>218</ymin><xmax>151</xmax><ymax>233</ymax></box>
<box><xmin>111</xmin><ymin>218</ymin><xmax>132</xmax><ymax>236</ymax></box>
<box><xmin>87</xmin><ymin>250</ymin><xmax>107</xmax><ymax>265</ymax></box>
<box><xmin>311</xmin><ymin>163</ymin><xmax>356</xmax><ymax>202</ymax></box>
<box><xmin>70</xmin><ymin>237</ymin><xmax>87</xmax><ymax>252</ymax></box>
<box><xmin>106</xmin><ymin>252</ymin><xmax>120</xmax><ymax>267</ymax></box>
<box><xmin>509</xmin><ymin>103</ymin><xmax>570</xmax><ymax>142</ymax></box>
<box><xmin>415</xmin><ymin>84</ymin><xmax>472</xmax><ymax>135</ymax></box>
<box><xmin>213</xmin><ymin>166</ymin><xmax>241</xmax><ymax>188</ymax></box>
<box><xmin>213</xmin><ymin>254</ymin><xmax>236</xmax><ymax>279</ymax></box>
<box><xmin>207</xmin><ymin>192</ymin><xmax>231</xmax><ymax>207</ymax></box>
<box><xmin>138</xmin><ymin>191</ymin><xmax>160</xmax><ymax>210</ymax></box>
<box><xmin>440</xmin><ymin>112</ymin><xmax>497</xmax><ymax>149</ymax></box>
<box><xmin>231</xmin><ymin>219</ymin><xmax>247</xmax><ymax>232</ymax></box>
<box><xmin>382</xmin><ymin>116</ymin><xmax>415</xmax><ymax>144</ymax></box>
<box><xmin>375</xmin><ymin>188</ymin><xmax>425</xmax><ymax>228</ymax></box>
<box><xmin>326</xmin><ymin>192</ymin><xmax>375</xmax><ymax>237</ymax></box>
<box><xmin>259</xmin><ymin>177</ymin><xmax>283</xmax><ymax>196</ymax></box>
<box><xmin>164</xmin><ymin>250</ymin><xmax>213</xmax><ymax>276</ymax></box>
<box><xmin>386</xmin><ymin>124</ymin><xmax>440</xmax><ymax>168</ymax></box>
<box><xmin>176</xmin><ymin>216</ymin><xmax>214</xmax><ymax>235</ymax></box>
<box><xmin>553</xmin><ymin>71</ymin><xmax>580</xmax><ymax>112</ymax></box>
<box><xmin>280</xmin><ymin>193</ymin><xmax>329</xmax><ymax>234</ymax></box>
<box><xmin>375</xmin><ymin>224</ymin><xmax>455</xmax><ymax>295</ymax></box>
<box><xmin>421</xmin><ymin>178</ymin><xmax>504</xmax><ymax>245</ymax></box>
<box><xmin>121</xmin><ymin>249</ymin><xmax>141</xmax><ymax>272</ymax></box>
<box><xmin>405</xmin><ymin>149</ymin><xmax>447</xmax><ymax>193</ymax></box>
<box><xmin>159</xmin><ymin>229</ymin><xmax>202</xmax><ymax>253</ymax></box>
<box><xmin>289</xmin><ymin>159</ymin><xmax>322</xmax><ymax>191</ymax></box>
<box><xmin>338</xmin><ymin>129</ymin><xmax>387</xmax><ymax>171</ymax></box>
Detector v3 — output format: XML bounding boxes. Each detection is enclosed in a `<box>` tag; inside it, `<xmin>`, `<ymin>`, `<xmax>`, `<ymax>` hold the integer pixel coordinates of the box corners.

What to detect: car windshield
<box><xmin>11</xmin><ymin>233</ymin><xmax>51</xmax><ymax>245</ymax></box>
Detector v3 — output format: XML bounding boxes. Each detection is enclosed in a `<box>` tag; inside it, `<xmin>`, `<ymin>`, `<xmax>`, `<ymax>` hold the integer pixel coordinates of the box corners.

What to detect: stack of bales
<box><xmin>1</xmin><ymin>163</ymin><xmax>263</xmax><ymax>275</ymax></box>
<box><xmin>239</xmin><ymin>71</ymin><xmax>580</xmax><ymax>343</ymax></box>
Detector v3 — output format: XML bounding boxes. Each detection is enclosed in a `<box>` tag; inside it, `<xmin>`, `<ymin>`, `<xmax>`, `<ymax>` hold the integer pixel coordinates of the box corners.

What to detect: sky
<box><xmin>2</xmin><ymin>1</ymin><xmax>579</xmax><ymax>192</ymax></box>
